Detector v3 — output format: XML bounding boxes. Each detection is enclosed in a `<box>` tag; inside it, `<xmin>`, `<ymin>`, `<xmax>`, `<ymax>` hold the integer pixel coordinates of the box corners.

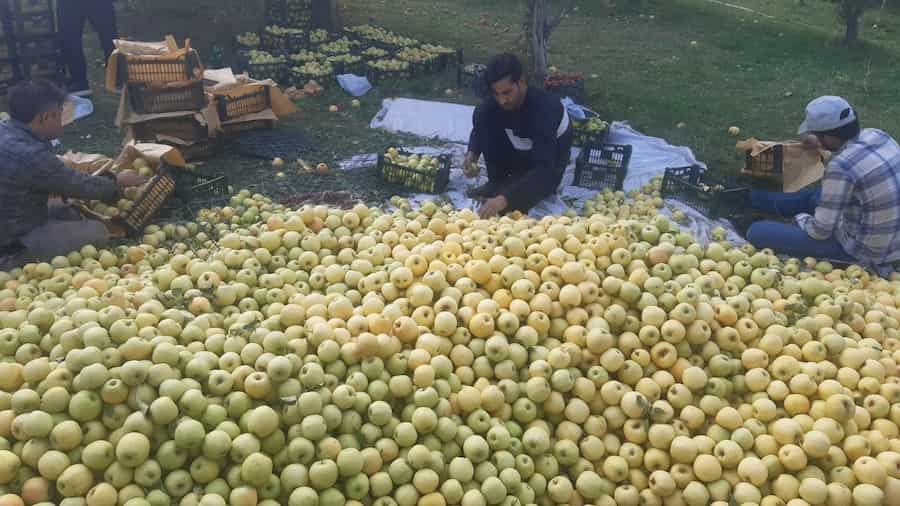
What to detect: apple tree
<box><xmin>526</xmin><ymin>0</ymin><xmax>577</xmax><ymax>84</ymax></box>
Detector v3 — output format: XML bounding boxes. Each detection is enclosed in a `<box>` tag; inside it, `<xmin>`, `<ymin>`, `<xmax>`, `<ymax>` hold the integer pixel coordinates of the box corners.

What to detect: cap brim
<box><xmin>797</xmin><ymin>120</ymin><xmax>810</xmax><ymax>135</ymax></box>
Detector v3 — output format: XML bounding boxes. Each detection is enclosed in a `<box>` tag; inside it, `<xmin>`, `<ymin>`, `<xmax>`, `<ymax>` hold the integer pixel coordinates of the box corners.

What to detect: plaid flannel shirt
<box><xmin>0</xmin><ymin>119</ymin><xmax>119</xmax><ymax>250</ymax></box>
<box><xmin>798</xmin><ymin>128</ymin><xmax>900</xmax><ymax>265</ymax></box>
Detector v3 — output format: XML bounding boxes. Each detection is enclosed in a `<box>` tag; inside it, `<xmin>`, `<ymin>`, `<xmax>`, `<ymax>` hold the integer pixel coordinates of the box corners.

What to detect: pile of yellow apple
<box><xmin>236</xmin><ymin>33</ymin><xmax>260</xmax><ymax>48</ymax></box>
<box><xmin>0</xmin><ymin>180</ymin><xmax>899</xmax><ymax>506</ymax></box>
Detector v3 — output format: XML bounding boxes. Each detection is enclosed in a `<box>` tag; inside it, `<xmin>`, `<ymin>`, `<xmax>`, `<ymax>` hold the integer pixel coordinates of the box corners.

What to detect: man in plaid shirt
<box><xmin>747</xmin><ymin>96</ymin><xmax>900</xmax><ymax>270</ymax></box>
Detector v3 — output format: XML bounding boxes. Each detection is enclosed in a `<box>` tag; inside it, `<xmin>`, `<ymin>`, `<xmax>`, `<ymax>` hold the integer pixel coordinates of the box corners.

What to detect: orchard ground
<box><xmin>20</xmin><ymin>0</ymin><xmax>900</xmax><ymax>209</ymax></box>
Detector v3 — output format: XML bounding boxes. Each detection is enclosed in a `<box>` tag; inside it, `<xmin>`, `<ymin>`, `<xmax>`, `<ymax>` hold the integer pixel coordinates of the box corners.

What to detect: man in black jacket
<box><xmin>465</xmin><ymin>53</ymin><xmax>573</xmax><ymax>218</ymax></box>
<box><xmin>0</xmin><ymin>80</ymin><xmax>145</xmax><ymax>271</ymax></box>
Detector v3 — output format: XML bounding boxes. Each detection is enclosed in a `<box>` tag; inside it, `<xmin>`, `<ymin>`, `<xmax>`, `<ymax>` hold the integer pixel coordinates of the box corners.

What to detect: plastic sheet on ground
<box><xmin>361</xmin><ymin>97</ymin><xmax>744</xmax><ymax>243</ymax></box>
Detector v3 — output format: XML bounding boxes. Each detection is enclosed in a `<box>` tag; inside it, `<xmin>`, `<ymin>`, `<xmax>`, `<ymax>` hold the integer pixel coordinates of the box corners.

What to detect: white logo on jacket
<box><xmin>504</xmin><ymin>108</ymin><xmax>570</xmax><ymax>151</ymax></box>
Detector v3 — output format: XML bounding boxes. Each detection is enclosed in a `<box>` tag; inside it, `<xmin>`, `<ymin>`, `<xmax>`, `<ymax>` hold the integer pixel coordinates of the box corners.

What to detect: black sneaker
<box><xmin>67</xmin><ymin>81</ymin><xmax>93</xmax><ymax>97</ymax></box>
<box><xmin>466</xmin><ymin>181</ymin><xmax>503</xmax><ymax>200</ymax></box>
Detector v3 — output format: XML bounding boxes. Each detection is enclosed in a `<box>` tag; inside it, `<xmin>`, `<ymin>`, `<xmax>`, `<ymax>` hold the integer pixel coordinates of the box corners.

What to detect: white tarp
<box><xmin>363</xmin><ymin>98</ymin><xmax>743</xmax><ymax>244</ymax></box>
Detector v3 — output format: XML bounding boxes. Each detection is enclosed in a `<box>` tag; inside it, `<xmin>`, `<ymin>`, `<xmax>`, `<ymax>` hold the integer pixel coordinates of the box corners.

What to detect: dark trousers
<box><xmin>482</xmin><ymin>130</ymin><xmax>568</xmax><ymax>213</ymax></box>
<box><xmin>57</xmin><ymin>0</ymin><xmax>118</xmax><ymax>85</ymax></box>
<box><xmin>746</xmin><ymin>187</ymin><xmax>855</xmax><ymax>263</ymax></box>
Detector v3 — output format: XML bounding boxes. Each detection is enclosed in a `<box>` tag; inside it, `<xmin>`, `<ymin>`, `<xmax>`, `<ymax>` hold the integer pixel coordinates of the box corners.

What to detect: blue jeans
<box><xmin>746</xmin><ymin>188</ymin><xmax>856</xmax><ymax>262</ymax></box>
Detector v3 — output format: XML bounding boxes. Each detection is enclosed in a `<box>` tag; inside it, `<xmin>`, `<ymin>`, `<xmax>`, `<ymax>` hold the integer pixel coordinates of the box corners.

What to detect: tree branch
<box><xmin>547</xmin><ymin>0</ymin><xmax>578</xmax><ymax>32</ymax></box>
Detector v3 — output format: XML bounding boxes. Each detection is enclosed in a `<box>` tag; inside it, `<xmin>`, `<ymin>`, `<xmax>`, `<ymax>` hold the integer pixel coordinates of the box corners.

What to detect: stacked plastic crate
<box><xmin>116</xmin><ymin>45</ymin><xmax>219</xmax><ymax>161</ymax></box>
<box><xmin>0</xmin><ymin>0</ymin><xmax>63</xmax><ymax>94</ymax></box>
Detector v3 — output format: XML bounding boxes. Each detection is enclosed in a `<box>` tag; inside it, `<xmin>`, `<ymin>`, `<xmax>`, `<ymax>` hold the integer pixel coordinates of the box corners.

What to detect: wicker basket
<box><xmin>116</xmin><ymin>50</ymin><xmax>201</xmax><ymax>86</ymax></box>
<box><xmin>215</xmin><ymin>85</ymin><xmax>272</xmax><ymax>122</ymax></box>
<box><xmin>79</xmin><ymin>166</ymin><xmax>177</xmax><ymax>237</ymax></box>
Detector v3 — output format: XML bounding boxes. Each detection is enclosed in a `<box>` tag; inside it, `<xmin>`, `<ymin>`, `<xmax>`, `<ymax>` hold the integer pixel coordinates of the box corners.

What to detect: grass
<box><xmin>5</xmin><ymin>0</ymin><xmax>900</xmax><ymax>211</ymax></box>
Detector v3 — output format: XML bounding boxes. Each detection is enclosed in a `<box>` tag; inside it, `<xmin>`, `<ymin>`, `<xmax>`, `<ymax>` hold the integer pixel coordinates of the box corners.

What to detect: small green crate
<box><xmin>661</xmin><ymin>165</ymin><xmax>751</xmax><ymax>219</ymax></box>
<box><xmin>378</xmin><ymin>150</ymin><xmax>451</xmax><ymax>194</ymax></box>
<box><xmin>573</xmin><ymin>143</ymin><xmax>632</xmax><ymax>191</ymax></box>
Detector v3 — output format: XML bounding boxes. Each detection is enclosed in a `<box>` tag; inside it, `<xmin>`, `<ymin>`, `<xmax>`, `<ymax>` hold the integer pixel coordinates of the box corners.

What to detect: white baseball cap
<box><xmin>797</xmin><ymin>96</ymin><xmax>857</xmax><ymax>135</ymax></box>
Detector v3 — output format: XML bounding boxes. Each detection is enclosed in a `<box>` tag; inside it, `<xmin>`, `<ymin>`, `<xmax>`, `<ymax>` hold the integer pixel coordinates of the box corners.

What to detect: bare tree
<box><xmin>834</xmin><ymin>0</ymin><xmax>880</xmax><ymax>44</ymax></box>
<box><xmin>526</xmin><ymin>0</ymin><xmax>577</xmax><ymax>84</ymax></box>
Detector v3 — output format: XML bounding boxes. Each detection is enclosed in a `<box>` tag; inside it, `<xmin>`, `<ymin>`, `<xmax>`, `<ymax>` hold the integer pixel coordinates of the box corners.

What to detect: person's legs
<box><xmin>18</xmin><ymin>218</ymin><xmax>109</xmax><ymax>265</ymax></box>
<box><xmin>749</xmin><ymin>187</ymin><xmax>821</xmax><ymax>218</ymax></box>
<box><xmin>86</xmin><ymin>0</ymin><xmax>118</xmax><ymax>62</ymax></box>
<box><xmin>746</xmin><ymin>220</ymin><xmax>855</xmax><ymax>263</ymax></box>
<box><xmin>57</xmin><ymin>0</ymin><xmax>89</xmax><ymax>89</ymax></box>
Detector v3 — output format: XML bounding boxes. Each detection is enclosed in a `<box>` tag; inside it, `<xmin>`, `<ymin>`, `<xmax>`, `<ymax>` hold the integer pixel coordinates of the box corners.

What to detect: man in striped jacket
<box><xmin>747</xmin><ymin>96</ymin><xmax>900</xmax><ymax>270</ymax></box>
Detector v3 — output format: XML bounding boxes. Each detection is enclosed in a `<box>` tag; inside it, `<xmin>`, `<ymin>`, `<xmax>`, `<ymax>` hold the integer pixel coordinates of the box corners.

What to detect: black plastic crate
<box><xmin>17</xmin><ymin>34</ymin><xmax>57</xmax><ymax>58</ymax></box>
<box><xmin>0</xmin><ymin>59</ymin><xmax>18</xmax><ymax>84</ymax></box>
<box><xmin>545</xmin><ymin>78</ymin><xmax>585</xmax><ymax>102</ymax></box>
<box><xmin>12</xmin><ymin>0</ymin><xmax>50</xmax><ymax>15</ymax></box>
<box><xmin>661</xmin><ymin>165</ymin><xmax>752</xmax><ymax>219</ymax></box>
<box><xmin>128</xmin><ymin>80</ymin><xmax>206</xmax><ymax>115</ymax></box>
<box><xmin>172</xmin><ymin>166</ymin><xmax>230</xmax><ymax>201</ymax></box>
<box><xmin>15</xmin><ymin>11</ymin><xmax>53</xmax><ymax>36</ymax></box>
<box><xmin>215</xmin><ymin>86</ymin><xmax>271</xmax><ymax>122</ymax></box>
<box><xmin>245</xmin><ymin>60</ymin><xmax>288</xmax><ymax>84</ymax></box>
<box><xmin>458</xmin><ymin>63</ymin><xmax>489</xmax><ymax>99</ymax></box>
<box><xmin>21</xmin><ymin>55</ymin><xmax>61</xmax><ymax>80</ymax></box>
<box><xmin>284</xmin><ymin>0</ymin><xmax>311</xmax><ymax>27</ymax></box>
<box><xmin>167</xmin><ymin>137</ymin><xmax>223</xmax><ymax>162</ymax></box>
<box><xmin>744</xmin><ymin>145</ymin><xmax>784</xmax><ymax>177</ymax></box>
<box><xmin>116</xmin><ymin>50</ymin><xmax>201</xmax><ymax>86</ymax></box>
<box><xmin>290</xmin><ymin>65</ymin><xmax>333</xmax><ymax>87</ymax></box>
<box><xmin>265</xmin><ymin>0</ymin><xmax>284</xmax><ymax>23</ymax></box>
<box><xmin>573</xmin><ymin>143</ymin><xmax>632</xmax><ymax>191</ymax></box>
<box><xmin>261</xmin><ymin>27</ymin><xmax>308</xmax><ymax>55</ymax></box>
<box><xmin>131</xmin><ymin>116</ymin><xmax>209</xmax><ymax>143</ymax></box>
<box><xmin>222</xmin><ymin>119</ymin><xmax>276</xmax><ymax>137</ymax></box>
<box><xmin>366</xmin><ymin>62</ymin><xmax>411</xmax><ymax>85</ymax></box>
<box><xmin>378</xmin><ymin>149</ymin><xmax>451</xmax><ymax>194</ymax></box>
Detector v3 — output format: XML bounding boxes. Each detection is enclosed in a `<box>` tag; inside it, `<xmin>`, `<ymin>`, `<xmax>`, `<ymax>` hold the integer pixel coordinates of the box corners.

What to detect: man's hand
<box><xmin>464</xmin><ymin>151</ymin><xmax>480</xmax><ymax>178</ymax></box>
<box><xmin>116</xmin><ymin>170</ymin><xmax>149</xmax><ymax>188</ymax></box>
<box><xmin>802</xmin><ymin>134</ymin><xmax>821</xmax><ymax>150</ymax></box>
<box><xmin>478</xmin><ymin>195</ymin><xmax>508</xmax><ymax>219</ymax></box>
<box><xmin>794</xmin><ymin>212</ymin><xmax>813</xmax><ymax>229</ymax></box>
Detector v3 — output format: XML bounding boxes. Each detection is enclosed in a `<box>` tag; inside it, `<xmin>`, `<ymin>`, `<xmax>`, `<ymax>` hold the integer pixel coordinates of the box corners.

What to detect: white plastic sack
<box><xmin>337</xmin><ymin>74</ymin><xmax>372</xmax><ymax>97</ymax></box>
<box><xmin>370</xmin><ymin>98</ymin><xmax>475</xmax><ymax>144</ymax></box>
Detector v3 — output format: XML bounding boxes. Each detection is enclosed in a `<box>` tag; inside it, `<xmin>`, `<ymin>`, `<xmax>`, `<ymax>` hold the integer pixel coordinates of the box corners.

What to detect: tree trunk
<box><xmin>312</xmin><ymin>0</ymin><xmax>339</xmax><ymax>32</ymax></box>
<box><xmin>845</xmin><ymin>8</ymin><xmax>862</xmax><ymax>44</ymax></box>
<box><xmin>528</xmin><ymin>0</ymin><xmax>552</xmax><ymax>85</ymax></box>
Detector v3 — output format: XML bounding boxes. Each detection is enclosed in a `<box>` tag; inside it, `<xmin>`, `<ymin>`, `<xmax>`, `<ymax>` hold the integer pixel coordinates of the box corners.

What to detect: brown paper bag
<box><xmin>59</xmin><ymin>152</ymin><xmax>113</xmax><ymax>174</ymax></box>
<box><xmin>116</xmin><ymin>141</ymin><xmax>187</xmax><ymax>170</ymax></box>
<box><xmin>737</xmin><ymin>139</ymin><xmax>826</xmax><ymax>193</ymax></box>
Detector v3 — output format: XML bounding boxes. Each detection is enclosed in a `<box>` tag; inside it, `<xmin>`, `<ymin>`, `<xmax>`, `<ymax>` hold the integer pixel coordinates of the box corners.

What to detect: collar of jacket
<box><xmin>4</xmin><ymin>118</ymin><xmax>51</xmax><ymax>146</ymax></box>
